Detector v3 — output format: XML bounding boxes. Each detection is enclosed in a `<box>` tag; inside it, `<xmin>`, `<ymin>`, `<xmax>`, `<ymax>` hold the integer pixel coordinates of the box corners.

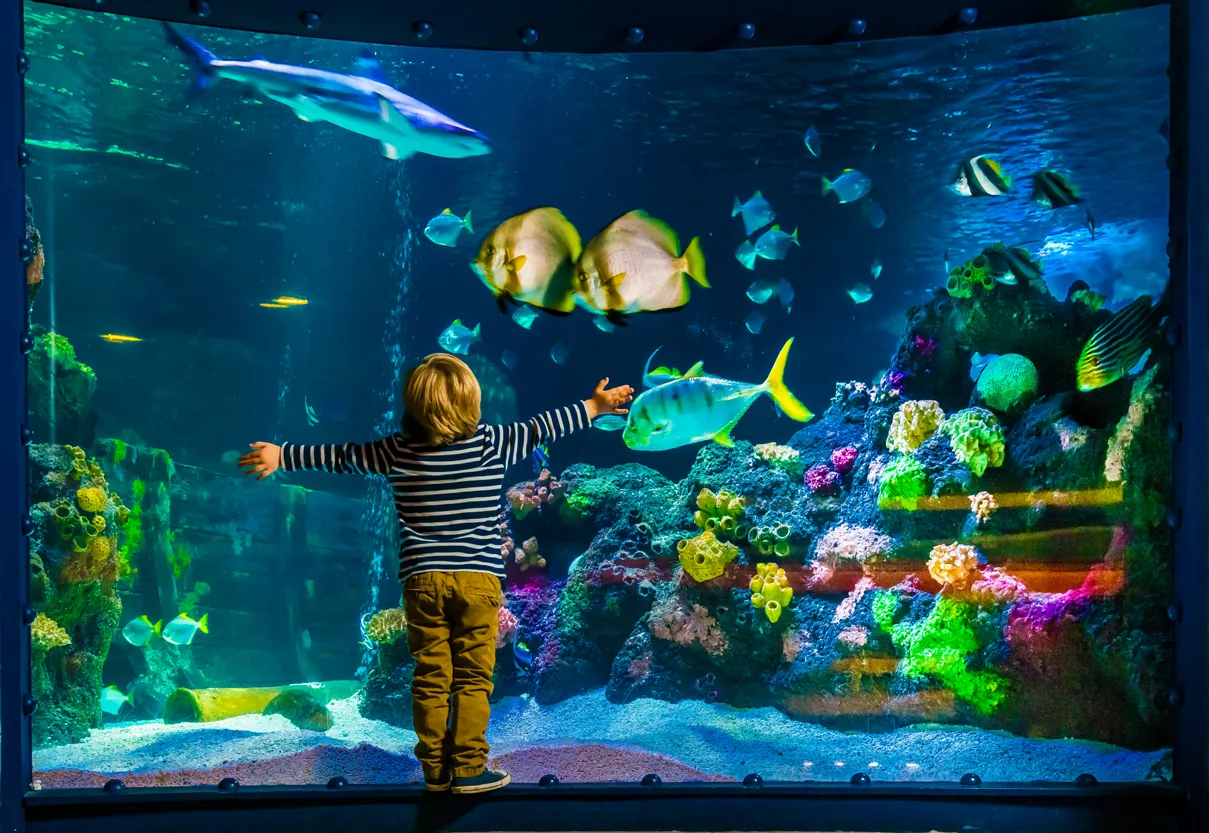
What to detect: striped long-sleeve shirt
<box><xmin>280</xmin><ymin>401</ymin><xmax>590</xmax><ymax>580</ymax></box>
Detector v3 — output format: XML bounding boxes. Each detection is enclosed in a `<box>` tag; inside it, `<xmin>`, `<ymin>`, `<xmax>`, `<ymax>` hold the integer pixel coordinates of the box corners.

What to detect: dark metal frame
<box><xmin>3</xmin><ymin>1</ymin><xmax>1204</xmax><ymax>831</ymax></box>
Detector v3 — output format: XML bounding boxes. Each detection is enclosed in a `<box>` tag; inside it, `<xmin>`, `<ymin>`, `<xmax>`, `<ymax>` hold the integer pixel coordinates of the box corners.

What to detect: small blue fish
<box><xmin>745</xmin><ymin>311</ymin><xmax>765</xmax><ymax>334</ymax></box>
<box><xmin>821</xmin><ymin>169</ymin><xmax>872</xmax><ymax>204</ymax></box>
<box><xmin>424</xmin><ymin>208</ymin><xmax>473</xmax><ymax>247</ymax></box>
<box><xmin>775</xmin><ymin>278</ymin><xmax>794</xmax><ymax>308</ymax></box>
<box><xmin>551</xmin><ymin>343</ymin><xmax>569</xmax><ymax>365</ymax></box>
<box><xmin>532</xmin><ymin>443</ymin><xmax>549</xmax><ymax>475</ymax></box>
<box><xmin>161</xmin><ymin>613</ymin><xmax>209</xmax><ymax>646</ymax></box>
<box><xmin>438</xmin><ymin>319</ymin><xmax>480</xmax><ymax>355</ymax></box>
<box><xmin>513</xmin><ymin>632</ymin><xmax>533</xmax><ymax>672</ymax></box>
<box><xmin>864</xmin><ymin>200</ymin><xmax>886</xmax><ymax>229</ymax></box>
<box><xmin>848</xmin><ymin>283</ymin><xmax>873</xmax><ymax>304</ymax></box>
<box><xmin>969</xmin><ymin>352</ymin><xmax>999</xmax><ymax>382</ymax></box>
<box><xmin>732</xmin><ymin>192</ymin><xmax>776</xmax><ymax>237</ymax></box>
<box><xmin>593</xmin><ymin>317</ymin><xmax>616</xmax><ymax>334</ymax></box>
<box><xmin>735</xmin><ymin>240</ymin><xmax>758</xmax><ymax>270</ymax></box>
<box><xmin>871</xmin><ymin>258</ymin><xmax>883</xmax><ymax>280</ymax></box>
<box><xmin>746</xmin><ymin>280</ymin><xmax>774</xmax><ymax>304</ymax></box>
<box><xmin>501</xmin><ymin>349</ymin><xmax>518</xmax><ymax>370</ymax></box>
<box><xmin>755</xmin><ymin>226</ymin><xmax>799</xmax><ymax>261</ymax></box>
<box><xmin>804</xmin><ymin>125</ymin><xmax>821</xmax><ymax>157</ymax></box>
<box><xmin>511</xmin><ymin>306</ymin><xmax>538</xmax><ymax>330</ymax></box>
<box><xmin>101</xmin><ymin>685</ymin><xmax>133</xmax><ymax>716</ymax></box>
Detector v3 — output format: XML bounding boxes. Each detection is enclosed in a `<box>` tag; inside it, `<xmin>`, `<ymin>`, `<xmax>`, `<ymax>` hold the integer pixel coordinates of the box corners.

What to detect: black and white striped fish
<box><xmin>1075</xmin><ymin>292</ymin><xmax>1168</xmax><ymax>391</ymax></box>
<box><xmin>1031</xmin><ymin>171</ymin><xmax>1084</xmax><ymax>209</ymax></box>
<box><xmin>952</xmin><ymin>155</ymin><xmax>1011</xmax><ymax>197</ymax></box>
<box><xmin>981</xmin><ymin>242</ymin><xmax>1042</xmax><ymax>286</ymax></box>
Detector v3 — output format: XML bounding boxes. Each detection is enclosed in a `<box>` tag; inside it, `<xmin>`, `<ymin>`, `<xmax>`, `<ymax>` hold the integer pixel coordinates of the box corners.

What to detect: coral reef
<box><xmin>975</xmin><ymin>353</ymin><xmax>1040</xmax><ymax>414</ymax></box>
<box><xmin>969</xmin><ymin>491</ymin><xmax>997</xmax><ymax>524</ymax></box>
<box><xmin>878</xmin><ymin>455</ymin><xmax>929</xmax><ymax>510</ymax></box>
<box><xmin>507</xmin><ymin>469</ymin><xmax>564</xmax><ymax>520</ymax></box>
<box><xmin>365</xmin><ymin>608</ymin><xmax>408</xmax><ymax>646</ymax></box>
<box><xmin>28</xmin><ymin>330</ymin><xmax>98</xmax><ymax>448</ymax></box>
<box><xmin>693</xmin><ymin>488</ymin><xmax>748</xmax><ymax>542</ymax></box>
<box><xmin>516</xmin><ymin>536</ymin><xmax>547</xmax><ymax>571</ymax></box>
<box><xmin>497</xmin><ymin>607</ymin><xmax>518</xmax><ymax>648</ymax></box>
<box><xmin>754</xmin><ymin>442</ymin><xmax>802</xmax><ymax>477</ymax></box>
<box><xmin>939</xmin><ymin>407</ymin><xmax>1005</xmax><ymax>477</ymax></box>
<box><xmin>946</xmin><ymin>253</ymin><xmax>994</xmax><ymax>299</ymax></box>
<box><xmin>804</xmin><ymin>464</ymin><xmax>841</xmax><ymax>494</ymax></box>
<box><xmin>887</xmin><ymin>400</ymin><xmax>945</xmax><ymax>454</ymax></box>
<box><xmin>927</xmin><ymin>543</ymin><xmax>981</xmax><ymax>589</ymax></box>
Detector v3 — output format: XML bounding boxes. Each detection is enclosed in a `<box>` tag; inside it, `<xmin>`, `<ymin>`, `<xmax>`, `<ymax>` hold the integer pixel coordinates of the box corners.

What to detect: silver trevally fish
<box><xmin>163</xmin><ymin>23</ymin><xmax>491</xmax><ymax>161</ymax></box>
<box><xmin>425</xmin><ymin>209</ymin><xmax>473</xmax><ymax>247</ymax></box>
<box><xmin>594</xmin><ymin>339</ymin><xmax>812</xmax><ymax>451</ymax></box>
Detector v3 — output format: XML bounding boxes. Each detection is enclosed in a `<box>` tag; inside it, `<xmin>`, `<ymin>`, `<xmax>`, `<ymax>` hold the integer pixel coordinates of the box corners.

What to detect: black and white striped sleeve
<box><xmin>484</xmin><ymin>402</ymin><xmax>590</xmax><ymax>469</ymax></box>
<box><xmin>279</xmin><ymin>434</ymin><xmax>401</xmax><ymax>475</ymax></box>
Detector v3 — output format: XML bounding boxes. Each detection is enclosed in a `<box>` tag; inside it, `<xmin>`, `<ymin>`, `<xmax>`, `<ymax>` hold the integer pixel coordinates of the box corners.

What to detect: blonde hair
<box><xmin>402</xmin><ymin>353</ymin><xmax>482</xmax><ymax>446</ymax></box>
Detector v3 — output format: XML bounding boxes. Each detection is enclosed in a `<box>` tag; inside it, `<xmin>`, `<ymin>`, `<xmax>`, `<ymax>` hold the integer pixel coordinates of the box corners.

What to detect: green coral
<box><xmin>976</xmin><ymin>354</ymin><xmax>1039</xmax><ymax>414</ymax></box>
<box><xmin>891</xmin><ymin>597</ymin><xmax>1008</xmax><ymax>715</ymax></box>
<box><xmin>872</xmin><ymin>590</ymin><xmax>901</xmax><ymax>633</ymax></box>
<box><xmin>939</xmin><ymin>407</ymin><xmax>1006</xmax><ymax>477</ymax></box>
<box><xmin>753</xmin><ymin>443</ymin><xmax>802</xmax><ymax>477</ymax></box>
<box><xmin>677</xmin><ymin>529</ymin><xmax>739</xmax><ymax>583</ymax></box>
<box><xmin>112</xmin><ymin>439</ymin><xmax>127</xmax><ymax>465</ymax></box>
<box><xmin>878</xmin><ymin>455</ymin><xmax>929</xmax><ymax>511</ymax></box>
<box><xmin>887</xmin><ymin>400</ymin><xmax>945</xmax><ymax>454</ymax></box>
<box><xmin>746</xmin><ymin>523</ymin><xmax>792</xmax><ymax>557</ymax></box>
<box><xmin>946</xmin><ymin>253</ymin><xmax>995</xmax><ymax>299</ymax></box>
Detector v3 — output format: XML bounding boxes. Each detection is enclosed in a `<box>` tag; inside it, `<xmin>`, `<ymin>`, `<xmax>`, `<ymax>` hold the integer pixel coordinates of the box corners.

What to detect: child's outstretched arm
<box><xmin>238</xmin><ymin>436</ymin><xmax>401</xmax><ymax>480</ymax></box>
<box><xmin>487</xmin><ymin>378</ymin><xmax>633</xmax><ymax>469</ymax></box>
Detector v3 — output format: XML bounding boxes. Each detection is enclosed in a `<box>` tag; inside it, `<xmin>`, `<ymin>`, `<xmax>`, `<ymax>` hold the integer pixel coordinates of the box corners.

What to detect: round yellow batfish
<box><xmin>574</xmin><ymin>210</ymin><xmax>708</xmax><ymax>322</ymax></box>
<box><xmin>471</xmin><ymin>207</ymin><xmax>583</xmax><ymax>315</ymax></box>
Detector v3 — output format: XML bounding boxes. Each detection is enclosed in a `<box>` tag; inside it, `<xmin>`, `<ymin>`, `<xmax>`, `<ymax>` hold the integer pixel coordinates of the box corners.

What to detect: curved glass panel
<box><xmin>24</xmin><ymin>3</ymin><xmax>1172</xmax><ymax>787</ymax></box>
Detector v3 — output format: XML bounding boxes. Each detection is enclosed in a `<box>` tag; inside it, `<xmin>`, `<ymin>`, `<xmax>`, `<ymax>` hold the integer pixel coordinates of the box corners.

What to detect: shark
<box><xmin>163</xmin><ymin>22</ymin><xmax>492</xmax><ymax>161</ymax></box>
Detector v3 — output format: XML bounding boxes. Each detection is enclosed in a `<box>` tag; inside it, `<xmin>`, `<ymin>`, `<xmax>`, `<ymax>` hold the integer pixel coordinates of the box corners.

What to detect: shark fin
<box><xmin>381</xmin><ymin>142</ymin><xmax>412</xmax><ymax>160</ymax></box>
<box><xmin>163</xmin><ymin>22</ymin><xmax>218</xmax><ymax>97</ymax></box>
<box><xmin>353</xmin><ymin>51</ymin><xmax>390</xmax><ymax>85</ymax></box>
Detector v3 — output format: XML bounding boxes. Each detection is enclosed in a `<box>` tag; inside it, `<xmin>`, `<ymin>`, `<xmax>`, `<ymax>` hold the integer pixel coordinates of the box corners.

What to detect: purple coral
<box><xmin>884</xmin><ymin>367</ymin><xmax>908</xmax><ymax>393</ymax></box>
<box><xmin>912</xmin><ymin>333</ymin><xmax>938</xmax><ymax>358</ymax></box>
<box><xmin>804</xmin><ymin>464</ymin><xmax>841</xmax><ymax>493</ymax></box>
<box><xmin>830</xmin><ymin>446</ymin><xmax>858</xmax><ymax>475</ymax></box>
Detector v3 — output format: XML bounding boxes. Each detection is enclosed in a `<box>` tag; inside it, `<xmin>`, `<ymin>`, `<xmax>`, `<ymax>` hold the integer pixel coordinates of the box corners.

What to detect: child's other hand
<box><xmin>586</xmin><ymin>378</ymin><xmax>634</xmax><ymax>420</ymax></box>
<box><xmin>238</xmin><ymin>442</ymin><xmax>281</xmax><ymax>481</ymax></box>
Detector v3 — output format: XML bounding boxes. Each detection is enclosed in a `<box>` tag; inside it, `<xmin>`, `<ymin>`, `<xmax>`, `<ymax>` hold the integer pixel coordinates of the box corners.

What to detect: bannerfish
<box><xmin>821</xmin><ymin>169</ymin><xmax>872</xmax><ymax>204</ymax></box>
<box><xmin>754</xmin><ymin>226</ymin><xmax>799</xmax><ymax>261</ymax></box>
<box><xmin>848</xmin><ymin>283</ymin><xmax>873</xmax><ymax>304</ymax></box>
<box><xmin>1031</xmin><ymin>171</ymin><xmax>1083</xmax><ymax>209</ymax></box>
<box><xmin>163</xmin><ymin>23</ymin><xmax>491</xmax><ymax>161</ymax></box>
<box><xmin>871</xmin><ymin>258</ymin><xmax>883</xmax><ymax>280</ymax></box>
<box><xmin>593</xmin><ymin>317</ymin><xmax>617</xmax><ymax>334</ymax></box>
<box><xmin>864</xmin><ymin>200</ymin><xmax>886</xmax><ymax>229</ymax></box>
<box><xmin>121</xmin><ymin>615</ymin><xmax>162</xmax><ymax>647</ymax></box>
<box><xmin>501</xmin><ymin>349</ymin><xmax>518</xmax><ymax>370</ymax></box>
<box><xmin>511</xmin><ymin>306</ymin><xmax>539</xmax><ymax>330</ymax></box>
<box><xmin>424</xmin><ymin>208</ymin><xmax>473</xmax><ymax>247</ymax></box>
<box><xmin>593</xmin><ymin>338</ymin><xmax>811</xmax><ymax>451</ymax></box>
<box><xmin>775</xmin><ymin>278</ymin><xmax>794</xmax><ymax>308</ymax></box>
<box><xmin>438</xmin><ymin>319</ymin><xmax>480</xmax><ymax>355</ymax></box>
<box><xmin>747</xmin><ymin>280</ymin><xmax>774</xmax><ymax>304</ymax></box>
<box><xmin>161</xmin><ymin>613</ymin><xmax>209</xmax><ymax>647</ymax></box>
<box><xmin>982</xmin><ymin>242</ymin><xmax>1042</xmax><ymax>285</ymax></box>
<box><xmin>952</xmin><ymin>155</ymin><xmax>1010</xmax><ymax>197</ymax></box>
<box><xmin>1076</xmin><ymin>293</ymin><xmax>1168</xmax><ymax>392</ymax></box>
<box><xmin>573</xmin><ymin>210</ymin><xmax>709</xmax><ymax>323</ymax></box>
<box><xmin>804</xmin><ymin>125</ymin><xmax>822</xmax><ymax>158</ymax></box>
<box><xmin>101</xmin><ymin>686</ymin><xmax>133</xmax><ymax>717</ymax></box>
<box><xmin>1067</xmin><ymin>281</ymin><xmax>1106</xmax><ymax>311</ymax></box>
<box><xmin>100</xmin><ymin>334</ymin><xmax>142</xmax><ymax>343</ymax></box>
<box><xmin>735</xmin><ymin>240</ymin><xmax>758</xmax><ymax>270</ymax></box>
<box><xmin>745</xmin><ymin>311</ymin><xmax>766</xmax><ymax>334</ymax></box>
<box><xmin>551</xmin><ymin>343</ymin><xmax>569</xmax><ymax>365</ymax></box>
<box><xmin>969</xmin><ymin>352</ymin><xmax>999</xmax><ymax>382</ymax></box>
<box><xmin>471</xmin><ymin>207</ymin><xmax>582</xmax><ymax>315</ymax></box>
<box><xmin>732</xmin><ymin>192</ymin><xmax>776</xmax><ymax>237</ymax></box>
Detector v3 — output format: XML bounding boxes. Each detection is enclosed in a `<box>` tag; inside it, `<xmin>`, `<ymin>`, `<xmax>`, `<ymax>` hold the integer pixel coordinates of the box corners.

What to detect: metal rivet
<box><xmin>217</xmin><ymin>777</ymin><xmax>239</xmax><ymax>791</ymax></box>
<box><xmin>17</xmin><ymin>145</ymin><xmax>30</xmax><ymax>167</ymax></box>
<box><xmin>742</xmin><ymin>773</ymin><xmax>763</xmax><ymax>787</ymax></box>
<box><xmin>103</xmin><ymin>779</ymin><xmax>126</xmax><ymax>792</ymax></box>
<box><xmin>17</xmin><ymin>51</ymin><xmax>29</xmax><ymax>75</ymax></box>
<box><xmin>413</xmin><ymin>21</ymin><xmax>433</xmax><ymax>41</ymax></box>
<box><xmin>625</xmin><ymin>27</ymin><xmax>645</xmax><ymax>45</ymax></box>
<box><xmin>190</xmin><ymin>0</ymin><xmax>212</xmax><ymax>17</ymax></box>
<box><xmin>1075</xmin><ymin>773</ymin><xmax>1098</xmax><ymax>787</ymax></box>
<box><xmin>538</xmin><ymin>774</ymin><xmax>559</xmax><ymax>787</ymax></box>
<box><xmin>21</xmin><ymin>515</ymin><xmax>35</xmax><ymax>537</ymax></box>
<box><xmin>958</xmin><ymin>8</ymin><xmax>978</xmax><ymax>24</ymax></box>
<box><xmin>326</xmin><ymin>776</ymin><xmax>348</xmax><ymax>789</ymax></box>
<box><xmin>22</xmin><ymin>606</ymin><xmax>36</xmax><ymax>626</ymax></box>
<box><xmin>851</xmin><ymin>772</ymin><xmax>871</xmax><ymax>786</ymax></box>
<box><xmin>21</xmin><ymin>424</ymin><xmax>34</xmax><ymax>445</ymax></box>
<box><xmin>22</xmin><ymin>695</ymin><xmax>37</xmax><ymax>716</ymax></box>
<box><xmin>19</xmin><ymin>236</ymin><xmax>35</xmax><ymax>263</ymax></box>
<box><xmin>960</xmin><ymin>772</ymin><xmax>982</xmax><ymax>786</ymax></box>
<box><xmin>849</xmin><ymin>19</ymin><xmax>868</xmax><ymax>36</ymax></box>
<box><xmin>519</xmin><ymin>27</ymin><xmax>539</xmax><ymax>46</ymax></box>
<box><xmin>640</xmin><ymin>773</ymin><xmax>661</xmax><ymax>786</ymax></box>
<box><xmin>19</xmin><ymin>331</ymin><xmax>34</xmax><ymax>354</ymax></box>
<box><xmin>1167</xmin><ymin>601</ymin><xmax>1182</xmax><ymax>623</ymax></box>
<box><xmin>300</xmin><ymin>11</ymin><xmax>322</xmax><ymax>30</ymax></box>
<box><xmin>736</xmin><ymin>23</ymin><xmax>756</xmax><ymax>40</ymax></box>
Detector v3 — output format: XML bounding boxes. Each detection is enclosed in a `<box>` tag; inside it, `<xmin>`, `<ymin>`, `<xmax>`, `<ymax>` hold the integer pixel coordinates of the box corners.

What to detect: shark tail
<box><xmin>163</xmin><ymin>22</ymin><xmax>218</xmax><ymax>96</ymax></box>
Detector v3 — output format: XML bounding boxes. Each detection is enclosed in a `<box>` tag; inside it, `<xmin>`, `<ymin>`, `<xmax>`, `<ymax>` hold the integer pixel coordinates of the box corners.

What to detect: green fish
<box><xmin>1075</xmin><ymin>293</ymin><xmax>1167</xmax><ymax>391</ymax></box>
<box><xmin>596</xmin><ymin>339</ymin><xmax>812</xmax><ymax>451</ymax></box>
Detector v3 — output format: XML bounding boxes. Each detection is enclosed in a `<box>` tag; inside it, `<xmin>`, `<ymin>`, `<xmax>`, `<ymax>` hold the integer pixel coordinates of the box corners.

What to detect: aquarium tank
<box><xmin>20</xmin><ymin>2</ymin><xmax>1174</xmax><ymax>788</ymax></box>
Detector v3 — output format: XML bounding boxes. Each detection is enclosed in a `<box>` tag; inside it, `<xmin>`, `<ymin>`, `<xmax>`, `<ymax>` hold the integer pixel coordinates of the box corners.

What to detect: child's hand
<box><xmin>585</xmin><ymin>378</ymin><xmax>634</xmax><ymax>420</ymax></box>
<box><xmin>238</xmin><ymin>442</ymin><xmax>281</xmax><ymax>481</ymax></box>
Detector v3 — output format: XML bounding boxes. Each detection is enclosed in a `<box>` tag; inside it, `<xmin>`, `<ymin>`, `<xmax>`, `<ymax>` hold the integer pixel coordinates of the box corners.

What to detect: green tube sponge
<box><xmin>878</xmin><ymin>455</ymin><xmax>929</xmax><ymax>511</ymax></box>
<box><xmin>939</xmin><ymin>407</ymin><xmax>1006</xmax><ymax>477</ymax></box>
<box><xmin>774</xmin><ymin>523</ymin><xmax>791</xmax><ymax>540</ymax></box>
<box><xmin>773</xmin><ymin>540</ymin><xmax>790</xmax><ymax>557</ymax></box>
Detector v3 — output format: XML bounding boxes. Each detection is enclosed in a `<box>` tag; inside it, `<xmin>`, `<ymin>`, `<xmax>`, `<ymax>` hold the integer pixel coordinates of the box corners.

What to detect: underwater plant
<box><xmin>877</xmin><ymin>455</ymin><xmax>929</xmax><ymax>510</ymax></box>
<box><xmin>365</xmin><ymin>608</ymin><xmax>408</xmax><ymax>645</ymax></box>
<box><xmin>677</xmin><ymin>529</ymin><xmax>738</xmax><ymax>583</ymax></box>
<box><xmin>976</xmin><ymin>353</ymin><xmax>1040</xmax><ymax>414</ymax></box>
<box><xmin>940</xmin><ymin>407</ymin><xmax>1006</xmax><ymax>477</ymax></box>
<box><xmin>749</xmin><ymin>562</ymin><xmax>793</xmax><ymax>624</ymax></box>
<box><xmin>887</xmin><ymin>399</ymin><xmax>945</xmax><ymax>454</ymax></box>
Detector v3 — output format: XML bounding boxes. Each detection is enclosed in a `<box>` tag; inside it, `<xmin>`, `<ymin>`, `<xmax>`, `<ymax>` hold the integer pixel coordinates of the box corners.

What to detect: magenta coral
<box><xmin>912</xmin><ymin>334</ymin><xmax>937</xmax><ymax>358</ymax></box>
<box><xmin>830</xmin><ymin>446</ymin><xmax>858</xmax><ymax>475</ymax></box>
<box><xmin>496</xmin><ymin>607</ymin><xmax>518</xmax><ymax>648</ymax></box>
<box><xmin>804</xmin><ymin>464</ymin><xmax>841</xmax><ymax>493</ymax></box>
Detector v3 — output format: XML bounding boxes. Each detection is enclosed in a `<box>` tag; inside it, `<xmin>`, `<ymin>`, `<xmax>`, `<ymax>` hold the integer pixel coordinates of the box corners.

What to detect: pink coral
<box><xmin>516</xmin><ymin>536</ymin><xmax>547</xmax><ymax>571</ymax></box>
<box><xmin>913</xmin><ymin>334</ymin><xmax>937</xmax><ymax>358</ymax></box>
<box><xmin>804</xmin><ymin>464</ymin><xmax>841</xmax><ymax>493</ymax></box>
<box><xmin>649</xmin><ymin>596</ymin><xmax>728</xmax><ymax>656</ymax></box>
<box><xmin>496</xmin><ymin>607</ymin><xmax>518</xmax><ymax>647</ymax></box>
<box><xmin>833</xmin><ymin>576</ymin><xmax>875</xmax><ymax>623</ymax></box>
<box><xmin>809</xmin><ymin>524</ymin><xmax>897</xmax><ymax>586</ymax></box>
<box><xmin>837</xmin><ymin>625</ymin><xmax>869</xmax><ymax>650</ymax></box>
<box><xmin>971</xmin><ymin>566</ymin><xmax>1027</xmax><ymax>604</ymax></box>
<box><xmin>830</xmin><ymin>446</ymin><xmax>858</xmax><ymax>475</ymax></box>
<box><xmin>506</xmin><ymin>470</ymin><xmax>564</xmax><ymax>520</ymax></box>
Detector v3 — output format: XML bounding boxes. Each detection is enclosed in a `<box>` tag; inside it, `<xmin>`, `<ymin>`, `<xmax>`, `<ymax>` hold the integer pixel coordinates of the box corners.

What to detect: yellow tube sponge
<box><xmin>750</xmin><ymin>562</ymin><xmax>793</xmax><ymax>623</ymax></box>
<box><xmin>75</xmin><ymin>486</ymin><xmax>107</xmax><ymax>514</ymax></box>
<box><xmin>677</xmin><ymin>530</ymin><xmax>739</xmax><ymax>583</ymax></box>
<box><xmin>886</xmin><ymin>400</ymin><xmax>945</xmax><ymax>455</ymax></box>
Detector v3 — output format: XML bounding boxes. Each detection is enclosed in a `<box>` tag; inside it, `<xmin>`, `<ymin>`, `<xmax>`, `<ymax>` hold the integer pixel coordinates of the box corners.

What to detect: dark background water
<box><xmin>22</xmin><ymin>3</ymin><xmax>1169</xmax><ymax>492</ymax></box>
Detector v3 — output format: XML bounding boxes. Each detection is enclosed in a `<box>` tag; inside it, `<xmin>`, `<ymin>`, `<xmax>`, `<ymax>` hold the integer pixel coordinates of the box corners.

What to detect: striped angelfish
<box><xmin>952</xmin><ymin>155</ymin><xmax>1011</xmax><ymax>197</ymax></box>
<box><xmin>1075</xmin><ymin>292</ymin><xmax>1168</xmax><ymax>392</ymax></box>
<box><xmin>1032</xmin><ymin>170</ymin><xmax>1084</xmax><ymax>209</ymax></box>
<box><xmin>594</xmin><ymin>338</ymin><xmax>812</xmax><ymax>451</ymax></box>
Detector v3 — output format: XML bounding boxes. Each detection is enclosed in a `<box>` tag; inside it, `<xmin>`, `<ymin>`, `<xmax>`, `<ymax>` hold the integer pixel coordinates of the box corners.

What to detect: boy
<box><xmin>238</xmin><ymin>353</ymin><xmax>632</xmax><ymax>794</ymax></box>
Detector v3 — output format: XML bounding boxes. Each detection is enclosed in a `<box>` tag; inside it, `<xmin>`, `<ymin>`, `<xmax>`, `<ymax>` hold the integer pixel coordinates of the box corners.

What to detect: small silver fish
<box><xmin>848</xmin><ymin>283</ymin><xmax>873</xmax><ymax>304</ymax></box>
<box><xmin>100</xmin><ymin>686</ymin><xmax>133</xmax><ymax>716</ymax></box>
<box><xmin>754</xmin><ymin>226</ymin><xmax>799</xmax><ymax>261</ymax></box>
<box><xmin>775</xmin><ymin>278</ymin><xmax>794</xmax><ymax>307</ymax></box>
<box><xmin>121</xmin><ymin>615</ymin><xmax>161</xmax><ymax>647</ymax></box>
<box><xmin>746</xmin><ymin>280</ymin><xmax>774</xmax><ymax>304</ymax></box>
<box><xmin>735</xmin><ymin>240</ymin><xmax>757</xmax><ymax>270</ymax></box>
<box><xmin>821</xmin><ymin>169</ymin><xmax>872</xmax><ymax>204</ymax></box>
<box><xmin>424</xmin><ymin>208</ymin><xmax>473</xmax><ymax>247</ymax></box>
<box><xmin>551</xmin><ymin>343</ymin><xmax>569</xmax><ymax>365</ymax></box>
<box><xmin>161</xmin><ymin>613</ymin><xmax>209</xmax><ymax>646</ymax></box>
<box><xmin>871</xmin><ymin>258</ymin><xmax>883</xmax><ymax>280</ymax></box>
<box><xmin>511</xmin><ymin>306</ymin><xmax>538</xmax><ymax>330</ymax></box>
<box><xmin>745</xmin><ymin>311</ymin><xmax>765</xmax><ymax>334</ymax></box>
<box><xmin>501</xmin><ymin>349</ymin><xmax>519</xmax><ymax>370</ymax></box>
<box><xmin>804</xmin><ymin>125</ymin><xmax>821</xmax><ymax>157</ymax></box>
<box><xmin>864</xmin><ymin>200</ymin><xmax>886</xmax><ymax>229</ymax></box>
<box><xmin>732</xmin><ymin>192</ymin><xmax>776</xmax><ymax>237</ymax></box>
<box><xmin>593</xmin><ymin>317</ymin><xmax>616</xmax><ymax>334</ymax></box>
<box><xmin>438</xmin><ymin>319</ymin><xmax>480</xmax><ymax>355</ymax></box>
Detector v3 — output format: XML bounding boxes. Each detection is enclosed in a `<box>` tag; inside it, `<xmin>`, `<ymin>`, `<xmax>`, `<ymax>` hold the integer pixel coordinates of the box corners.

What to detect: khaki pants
<box><xmin>403</xmin><ymin>571</ymin><xmax>502</xmax><ymax>780</ymax></box>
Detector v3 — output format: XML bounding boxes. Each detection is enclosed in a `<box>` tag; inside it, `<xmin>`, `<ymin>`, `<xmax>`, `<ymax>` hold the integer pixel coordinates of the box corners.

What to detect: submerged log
<box><xmin>162</xmin><ymin>680</ymin><xmax>360</xmax><ymax>724</ymax></box>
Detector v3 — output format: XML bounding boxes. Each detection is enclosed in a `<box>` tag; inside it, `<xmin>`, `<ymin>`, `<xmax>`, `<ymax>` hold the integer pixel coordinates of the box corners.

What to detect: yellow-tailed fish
<box><xmin>100</xmin><ymin>334</ymin><xmax>142</xmax><ymax>343</ymax></box>
<box><xmin>273</xmin><ymin>296</ymin><xmax>309</xmax><ymax>306</ymax></box>
<box><xmin>596</xmin><ymin>338</ymin><xmax>811</xmax><ymax>451</ymax></box>
<box><xmin>161</xmin><ymin>612</ymin><xmax>209</xmax><ymax>646</ymax></box>
<box><xmin>260</xmin><ymin>302</ymin><xmax>289</xmax><ymax>309</ymax></box>
<box><xmin>574</xmin><ymin>210</ymin><xmax>708</xmax><ymax>323</ymax></box>
<box><xmin>1076</xmin><ymin>293</ymin><xmax>1167</xmax><ymax>392</ymax></box>
<box><xmin>471</xmin><ymin>207</ymin><xmax>582</xmax><ymax>315</ymax></box>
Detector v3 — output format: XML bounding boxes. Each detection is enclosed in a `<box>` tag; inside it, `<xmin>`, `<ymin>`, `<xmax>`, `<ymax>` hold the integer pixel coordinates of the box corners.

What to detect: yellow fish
<box><xmin>574</xmin><ymin>210</ymin><xmax>708</xmax><ymax>323</ymax></box>
<box><xmin>471</xmin><ymin>207</ymin><xmax>582</xmax><ymax>315</ymax></box>
<box><xmin>1075</xmin><ymin>293</ymin><xmax>1166</xmax><ymax>391</ymax></box>
<box><xmin>100</xmin><ymin>334</ymin><xmax>142</xmax><ymax>343</ymax></box>
<box><xmin>259</xmin><ymin>302</ymin><xmax>289</xmax><ymax>309</ymax></box>
<box><xmin>272</xmin><ymin>296</ymin><xmax>308</xmax><ymax>306</ymax></box>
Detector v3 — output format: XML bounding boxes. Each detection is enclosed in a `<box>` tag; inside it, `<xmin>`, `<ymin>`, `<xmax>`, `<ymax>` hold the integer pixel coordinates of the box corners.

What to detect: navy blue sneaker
<box><xmin>451</xmin><ymin>769</ymin><xmax>510</xmax><ymax>794</ymax></box>
<box><xmin>425</xmin><ymin>774</ymin><xmax>451</xmax><ymax>792</ymax></box>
